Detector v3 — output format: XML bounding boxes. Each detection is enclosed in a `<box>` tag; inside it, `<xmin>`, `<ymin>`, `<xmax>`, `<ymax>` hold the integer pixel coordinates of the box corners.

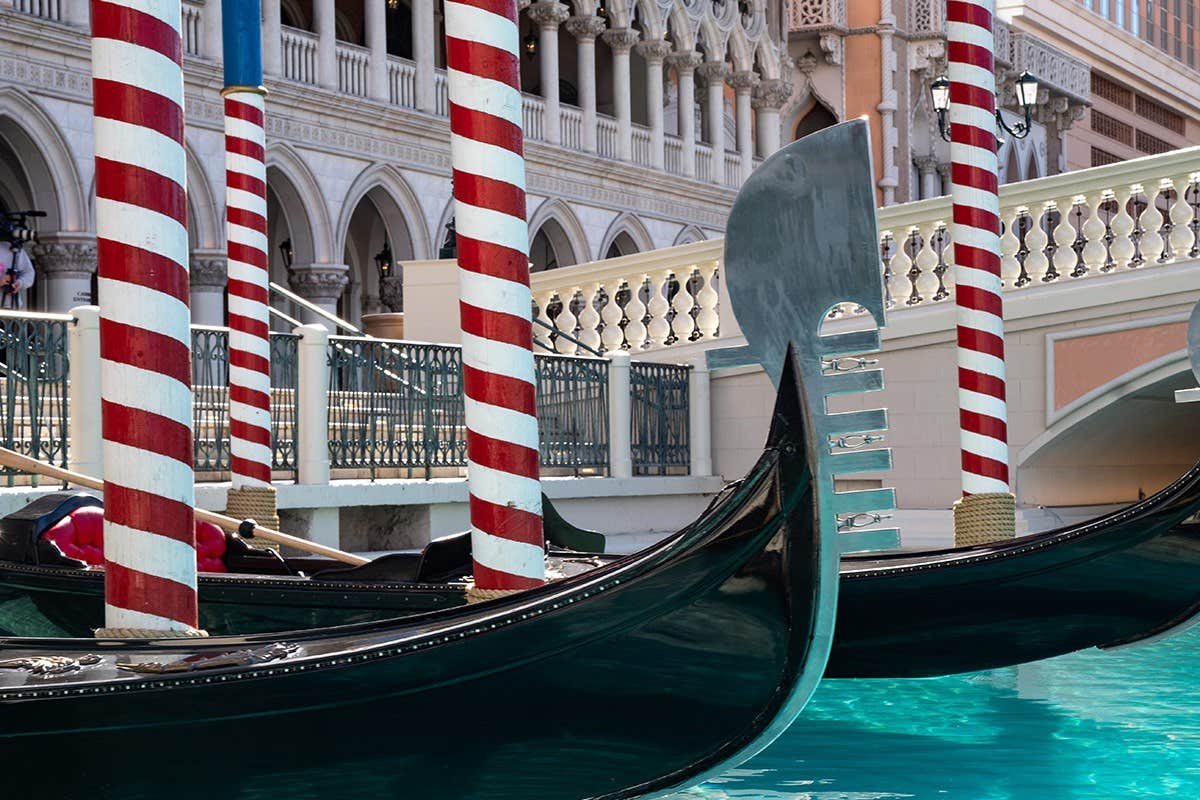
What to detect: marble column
<box><xmin>366</xmin><ymin>0</ymin><xmax>388</xmax><ymax>101</ymax></box>
<box><xmin>936</xmin><ymin>162</ymin><xmax>951</xmax><ymax>196</ymax></box>
<box><xmin>263</xmin><ymin>0</ymin><xmax>282</xmax><ymax>76</ymax></box>
<box><xmin>30</xmin><ymin>234</ymin><xmax>96</xmax><ymax>313</ymax></box>
<box><xmin>528</xmin><ymin>2</ymin><xmax>570</xmax><ymax>145</ymax></box>
<box><xmin>413</xmin><ymin>0</ymin><xmax>435</xmax><ymax>112</ymax></box>
<box><xmin>915</xmin><ymin>155</ymin><xmax>941</xmax><ymax>200</ymax></box>
<box><xmin>698</xmin><ymin>62</ymin><xmax>729</xmax><ymax>185</ymax></box>
<box><xmin>731</xmin><ymin>70</ymin><xmax>757</xmax><ymax>183</ymax></box>
<box><xmin>189</xmin><ymin>252</ymin><xmax>228</xmax><ymax>326</ymax></box>
<box><xmin>752</xmin><ymin>78</ymin><xmax>790</xmax><ymax>160</ymax></box>
<box><xmin>60</xmin><ymin>0</ymin><xmax>88</xmax><ymax>26</ymax></box>
<box><xmin>667</xmin><ymin>51</ymin><xmax>702</xmax><ymax>178</ymax></box>
<box><xmin>636</xmin><ymin>39</ymin><xmax>670</xmax><ymax>170</ymax></box>
<box><xmin>566</xmin><ymin>15</ymin><xmax>606</xmax><ymax>154</ymax></box>
<box><xmin>289</xmin><ymin>265</ymin><xmax>350</xmax><ymax>327</ymax></box>
<box><xmin>315</xmin><ymin>0</ymin><xmax>338</xmax><ymax>91</ymax></box>
<box><xmin>201</xmin><ymin>0</ymin><xmax>223</xmax><ymax>60</ymax></box>
<box><xmin>602</xmin><ymin>29</ymin><xmax>639</xmax><ymax>161</ymax></box>
<box><xmin>1036</xmin><ymin>95</ymin><xmax>1086</xmax><ymax>177</ymax></box>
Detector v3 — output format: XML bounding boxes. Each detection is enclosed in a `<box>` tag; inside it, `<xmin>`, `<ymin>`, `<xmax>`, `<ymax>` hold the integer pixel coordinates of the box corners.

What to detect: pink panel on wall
<box><xmin>1053</xmin><ymin>322</ymin><xmax>1188</xmax><ymax>410</ymax></box>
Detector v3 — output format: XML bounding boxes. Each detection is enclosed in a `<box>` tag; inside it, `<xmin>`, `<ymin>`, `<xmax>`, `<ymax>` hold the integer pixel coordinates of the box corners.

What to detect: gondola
<box><xmin>0</xmin><ymin>348</ymin><xmax>846</xmax><ymax>798</ymax></box>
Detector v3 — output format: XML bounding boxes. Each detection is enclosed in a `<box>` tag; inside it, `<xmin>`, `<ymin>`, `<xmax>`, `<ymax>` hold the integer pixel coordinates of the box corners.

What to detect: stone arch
<box><xmin>279</xmin><ymin>0</ymin><xmax>309</xmax><ymax>29</ymax></box>
<box><xmin>696</xmin><ymin>16</ymin><xmax>728</xmax><ymax>61</ymax></box>
<box><xmin>0</xmin><ymin>88</ymin><xmax>87</xmax><ymax>233</ymax></box>
<box><xmin>600</xmin><ymin>211</ymin><xmax>654</xmax><ymax>257</ymax></box>
<box><xmin>665</xmin><ymin>3</ymin><xmax>696</xmax><ymax>50</ymax></box>
<box><xmin>752</xmin><ymin>38</ymin><xmax>779</xmax><ymax>80</ymax></box>
<box><xmin>527</xmin><ymin>198</ymin><xmax>591</xmax><ymax>267</ymax></box>
<box><xmin>790</xmin><ymin>96</ymin><xmax>836</xmax><ymax>141</ymax></box>
<box><xmin>265</xmin><ymin>143</ymin><xmax>333</xmax><ymax>265</ymax></box>
<box><xmin>184</xmin><ymin>139</ymin><xmax>221</xmax><ymax>251</ymax></box>
<box><xmin>725</xmin><ymin>26</ymin><xmax>754</xmax><ymax>72</ymax></box>
<box><xmin>673</xmin><ymin>224</ymin><xmax>706</xmax><ymax>246</ymax></box>
<box><xmin>631</xmin><ymin>0</ymin><xmax>667</xmax><ymax>39</ymax></box>
<box><xmin>335</xmin><ymin>164</ymin><xmax>432</xmax><ymax>261</ymax></box>
<box><xmin>1026</xmin><ymin>149</ymin><xmax>1042</xmax><ymax>181</ymax></box>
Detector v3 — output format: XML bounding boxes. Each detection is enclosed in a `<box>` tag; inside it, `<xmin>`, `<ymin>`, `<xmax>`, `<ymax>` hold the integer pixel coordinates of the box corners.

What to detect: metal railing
<box><xmin>630</xmin><ymin>362</ymin><xmax>690</xmax><ymax>475</ymax></box>
<box><xmin>191</xmin><ymin>327</ymin><xmax>300</xmax><ymax>475</ymax></box>
<box><xmin>536</xmin><ymin>353</ymin><xmax>608</xmax><ymax>473</ymax></box>
<box><xmin>0</xmin><ymin>312</ymin><xmax>69</xmax><ymax>484</ymax></box>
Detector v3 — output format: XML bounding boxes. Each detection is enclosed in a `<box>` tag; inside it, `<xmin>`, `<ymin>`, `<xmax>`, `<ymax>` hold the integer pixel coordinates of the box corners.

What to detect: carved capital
<box><xmin>634</xmin><ymin>39</ymin><xmax>672</xmax><ymax>63</ymax></box>
<box><xmin>526</xmin><ymin>1</ymin><xmax>570</xmax><ymax>29</ymax></box>
<box><xmin>666</xmin><ymin>50</ymin><xmax>704</xmax><ymax>75</ymax></box>
<box><xmin>601</xmin><ymin>28</ymin><xmax>640</xmax><ymax>53</ymax></box>
<box><xmin>189</xmin><ymin>254</ymin><xmax>228</xmax><ymax>290</ymax></box>
<box><xmin>289</xmin><ymin>264</ymin><xmax>350</xmax><ymax>303</ymax></box>
<box><xmin>565</xmin><ymin>14</ymin><xmax>606</xmax><ymax>41</ymax></box>
<box><xmin>752</xmin><ymin>78</ymin><xmax>792</xmax><ymax>111</ymax></box>
<box><xmin>913</xmin><ymin>155</ymin><xmax>940</xmax><ymax>175</ymax></box>
<box><xmin>729</xmin><ymin>70</ymin><xmax>759</xmax><ymax>92</ymax></box>
<box><xmin>696</xmin><ymin>61</ymin><xmax>730</xmax><ymax>86</ymax></box>
<box><xmin>30</xmin><ymin>235</ymin><xmax>97</xmax><ymax>280</ymax></box>
<box><xmin>380</xmin><ymin>275</ymin><xmax>404</xmax><ymax>312</ymax></box>
<box><xmin>819</xmin><ymin>32</ymin><xmax>843</xmax><ymax>65</ymax></box>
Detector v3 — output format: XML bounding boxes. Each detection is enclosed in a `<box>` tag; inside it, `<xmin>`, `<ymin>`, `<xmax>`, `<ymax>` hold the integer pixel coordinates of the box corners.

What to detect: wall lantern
<box><xmin>931</xmin><ymin>70</ymin><xmax>1040</xmax><ymax>142</ymax></box>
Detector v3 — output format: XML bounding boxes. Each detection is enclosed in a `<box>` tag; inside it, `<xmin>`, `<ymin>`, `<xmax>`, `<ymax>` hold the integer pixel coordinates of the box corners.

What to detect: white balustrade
<box><xmin>433</xmin><ymin>69</ymin><xmax>448</xmax><ymax>116</ymax></box>
<box><xmin>14</xmin><ymin>0</ymin><xmax>60</xmax><ymax>21</ymax></box>
<box><xmin>281</xmin><ymin>26</ymin><xmax>319</xmax><ymax>86</ymax></box>
<box><xmin>695</xmin><ymin>142</ymin><xmax>713</xmax><ymax>184</ymax></box>
<box><xmin>181</xmin><ymin>1</ymin><xmax>202</xmax><ymax>56</ymax></box>
<box><xmin>596</xmin><ymin>115</ymin><xmax>619</xmax><ymax>159</ymax></box>
<box><xmin>559</xmin><ymin>105</ymin><xmax>583</xmax><ymax>151</ymax></box>
<box><xmin>631</xmin><ymin>125</ymin><xmax>652</xmax><ymax>168</ymax></box>
<box><xmin>336</xmin><ymin>41</ymin><xmax>370</xmax><ymax>98</ymax></box>
<box><xmin>664</xmin><ymin>136</ymin><xmax>683</xmax><ymax>176</ymax></box>
<box><xmin>723</xmin><ymin>150</ymin><xmax>741</xmax><ymax>189</ymax></box>
<box><xmin>387</xmin><ymin>56</ymin><xmax>417</xmax><ymax>108</ymax></box>
<box><xmin>522</xmin><ymin>94</ymin><xmax>545</xmax><ymax>141</ymax></box>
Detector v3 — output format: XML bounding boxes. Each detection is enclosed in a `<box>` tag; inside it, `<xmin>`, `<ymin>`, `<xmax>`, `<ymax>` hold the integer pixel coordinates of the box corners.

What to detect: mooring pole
<box><xmin>222</xmin><ymin>0</ymin><xmax>280</xmax><ymax>532</ymax></box>
<box><xmin>90</xmin><ymin>0</ymin><xmax>203</xmax><ymax>635</ymax></box>
<box><xmin>947</xmin><ymin>0</ymin><xmax>1016</xmax><ymax>544</ymax></box>
<box><xmin>444</xmin><ymin>0</ymin><xmax>546</xmax><ymax>594</ymax></box>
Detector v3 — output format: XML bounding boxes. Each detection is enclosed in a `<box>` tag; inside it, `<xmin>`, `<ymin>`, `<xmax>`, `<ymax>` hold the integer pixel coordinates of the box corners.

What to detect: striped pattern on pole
<box><xmin>225</xmin><ymin>91</ymin><xmax>273</xmax><ymax>488</ymax></box>
<box><xmin>444</xmin><ymin>0</ymin><xmax>545</xmax><ymax>590</ymax></box>
<box><xmin>91</xmin><ymin>0</ymin><xmax>199</xmax><ymax>630</ymax></box>
<box><xmin>947</xmin><ymin>0</ymin><xmax>1010</xmax><ymax>496</ymax></box>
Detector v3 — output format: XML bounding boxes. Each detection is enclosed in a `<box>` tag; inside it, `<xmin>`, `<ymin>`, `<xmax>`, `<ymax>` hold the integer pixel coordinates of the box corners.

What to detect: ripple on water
<box><xmin>675</xmin><ymin>627</ymin><xmax>1200</xmax><ymax>800</ymax></box>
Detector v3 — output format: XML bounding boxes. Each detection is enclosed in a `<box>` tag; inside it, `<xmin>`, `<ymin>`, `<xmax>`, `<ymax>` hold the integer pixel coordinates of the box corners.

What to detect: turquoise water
<box><xmin>677</xmin><ymin>627</ymin><xmax>1200</xmax><ymax>800</ymax></box>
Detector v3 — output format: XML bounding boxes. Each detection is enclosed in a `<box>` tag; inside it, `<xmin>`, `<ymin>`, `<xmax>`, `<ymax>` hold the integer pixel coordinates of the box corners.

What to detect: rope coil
<box><xmin>953</xmin><ymin>492</ymin><xmax>1016</xmax><ymax>546</ymax></box>
<box><xmin>225</xmin><ymin>486</ymin><xmax>281</xmax><ymax>550</ymax></box>
<box><xmin>95</xmin><ymin>627</ymin><xmax>210</xmax><ymax>640</ymax></box>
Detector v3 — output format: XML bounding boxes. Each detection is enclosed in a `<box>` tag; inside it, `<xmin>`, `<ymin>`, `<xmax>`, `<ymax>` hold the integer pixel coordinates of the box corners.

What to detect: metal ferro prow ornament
<box><xmin>717</xmin><ymin>116</ymin><xmax>899</xmax><ymax>711</ymax></box>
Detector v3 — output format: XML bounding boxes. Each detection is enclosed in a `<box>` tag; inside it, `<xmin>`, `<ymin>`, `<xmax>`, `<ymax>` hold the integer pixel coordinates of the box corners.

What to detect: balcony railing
<box><xmin>14</xmin><ymin>0</ymin><xmax>60</xmax><ymax>22</ymax></box>
<box><xmin>597</xmin><ymin>116</ymin><xmax>619</xmax><ymax>159</ymax></box>
<box><xmin>181</xmin><ymin>0</ymin><xmax>202</xmax><ymax>56</ymax></box>
<box><xmin>522</xmin><ymin>94</ymin><xmax>545</xmax><ymax>141</ymax></box>
<box><xmin>336</xmin><ymin>41</ymin><xmax>370</xmax><ymax>98</ymax></box>
<box><xmin>788</xmin><ymin>0</ymin><xmax>847</xmax><ymax>32</ymax></box>
<box><xmin>387</xmin><ymin>55</ymin><xmax>417</xmax><ymax>109</ymax></box>
<box><xmin>281</xmin><ymin>25</ymin><xmax>319</xmax><ymax>86</ymax></box>
<box><xmin>560</xmin><ymin>105</ymin><xmax>583</xmax><ymax>151</ymax></box>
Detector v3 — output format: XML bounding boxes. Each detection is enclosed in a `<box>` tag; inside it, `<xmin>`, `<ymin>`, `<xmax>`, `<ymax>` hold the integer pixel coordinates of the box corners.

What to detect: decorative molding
<box><xmin>1010</xmin><ymin>31</ymin><xmax>1090</xmax><ymax>102</ymax></box>
<box><xmin>818</xmin><ymin>33</ymin><xmax>843</xmax><ymax>65</ymax></box>
<box><xmin>753</xmin><ymin>78</ymin><xmax>792</xmax><ymax>111</ymax></box>
<box><xmin>526</xmin><ymin>1</ymin><xmax>570</xmax><ymax>29</ymax></box>
<box><xmin>729</xmin><ymin>70</ymin><xmax>759</xmax><ymax>92</ymax></box>
<box><xmin>696</xmin><ymin>61</ymin><xmax>731</xmax><ymax>86</ymax></box>
<box><xmin>189</xmin><ymin>253</ymin><xmax>228</xmax><ymax>289</ymax></box>
<box><xmin>31</xmin><ymin>236</ymin><xmax>96</xmax><ymax>279</ymax></box>
<box><xmin>601</xmin><ymin>28</ymin><xmax>640</xmax><ymax>53</ymax></box>
<box><xmin>564</xmin><ymin>15</ymin><xmax>606</xmax><ymax>42</ymax></box>
<box><xmin>634</xmin><ymin>39</ymin><xmax>672</xmax><ymax>63</ymax></box>
<box><xmin>666</xmin><ymin>51</ymin><xmax>704</xmax><ymax>75</ymax></box>
<box><xmin>289</xmin><ymin>264</ymin><xmax>350</xmax><ymax>302</ymax></box>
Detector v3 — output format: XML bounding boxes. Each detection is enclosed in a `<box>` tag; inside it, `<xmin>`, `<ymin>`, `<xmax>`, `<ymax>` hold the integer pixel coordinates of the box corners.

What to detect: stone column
<box><xmin>566</xmin><ymin>15</ymin><xmax>605</xmax><ymax>154</ymax></box>
<box><xmin>698</xmin><ymin>62</ymin><xmax>729</xmax><ymax>186</ymax></box>
<box><xmin>189</xmin><ymin>252</ymin><xmax>227</xmax><ymax>326</ymax></box>
<box><xmin>366</xmin><ymin>0</ymin><xmax>388</xmax><ymax>101</ymax></box>
<box><xmin>413</xmin><ymin>0</ymin><xmax>436</xmax><ymax>112</ymax></box>
<box><xmin>528</xmin><ymin>1</ymin><xmax>570</xmax><ymax>145</ymax></box>
<box><xmin>314</xmin><ymin>0</ymin><xmax>338</xmax><ymax>90</ymax></box>
<box><xmin>602</xmin><ymin>29</ymin><xmax>639</xmax><ymax>161</ymax></box>
<box><xmin>753</xmin><ymin>78</ymin><xmax>790</xmax><ymax>160</ymax></box>
<box><xmin>263</xmin><ymin>0</ymin><xmax>282</xmax><ymax>76</ymax></box>
<box><xmin>937</xmin><ymin>162</ymin><xmax>951</xmax><ymax>196</ymax></box>
<box><xmin>289</xmin><ymin>264</ymin><xmax>350</xmax><ymax>327</ymax></box>
<box><xmin>667</xmin><ymin>51</ymin><xmax>702</xmax><ymax>178</ymax></box>
<box><xmin>636</xmin><ymin>39</ymin><xmax>670</xmax><ymax>170</ymax></box>
<box><xmin>915</xmin><ymin>155</ymin><xmax>941</xmax><ymax>200</ymax></box>
<box><xmin>201</xmin><ymin>0</ymin><xmax>223</xmax><ymax>60</ymax></box>
<box><xmin>731</xmin><ymin>70</ymin><xmax>757</xmax><ymax>183</ymax></box>
<box><xmin>30</xmin><ymin>234</ymin><xmax>96</xmax><ymax>313</ymax></box>
<box><xmin>1036</xmin><ymin>95</ymin><xmax>1086</xmax><ymax>177</ymax></box>
<box><xmin>60</xmin><ymin>0</ymin><xmax>88</xmax><ymax>26</ymax></box>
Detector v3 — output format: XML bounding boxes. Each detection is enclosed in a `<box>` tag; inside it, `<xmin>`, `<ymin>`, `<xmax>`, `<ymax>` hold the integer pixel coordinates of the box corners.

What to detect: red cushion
<box><xmin>42</xmin><ymin>509</ymin><xmax>228</xmax><ymax>572</ymax></box>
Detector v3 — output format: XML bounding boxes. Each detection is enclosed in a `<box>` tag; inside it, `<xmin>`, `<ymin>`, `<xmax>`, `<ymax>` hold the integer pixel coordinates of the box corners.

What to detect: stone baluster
<box><xmin>599</xmin><ymin>281</ymin><xmax>626</xmax><ymax>351</ymax></box>
<box><xmin>189</xmin><ymin>252</ymin><xmax>228</xmax><ymax>325</ymax></box>
<box><xmin>752</xmin><ymin>78</ymin><xmax>790</xmax><ymax>159</ymax></box>
<box><xmin>670</xmin><ymin>267</ymin><xmax>697</xmax><ymax>341</ymax></box>
<box><xmin>731</xmin><ymin>70</ymin><xmax>757</xmax><ymax>183</ymax></box>
<box><xmin>998</xmin><ymin>207</ymin><xmax>1022</xmax><ymax>287</ymax></box>
<box><xmin>288</xmin><ymin>265</ymin><xmax>349</xmax><ymax>326</ymax></box>
<box><xmin>888</xmin><ymin>230</ymin><xmax>914</xmax><ymax>305</ymax></box>
<box><xmin>645</xmin><ymin>269</ymin><xmax>672</xmax><ymax>346</ymax></box>
<box><xmin>314</xmin><ymin>0</ymin><xmax>337</xmax><ymax>90</ymax></box>
<box><xmin>1080</xmin><ymin>191</ymin><xmax>1109</xmax><ymax>273</ymax></box>
<box><xmin>366</xmin><ymin>0</ymin><xmax>388</xmax><ymax>101</ymax></box>
<box><xmin>554</xmin><ymin>288</ymin><xmax>580</xmax><ymax>354</ymax></box>
<box><xmin>1108</xmin><ymin>185</ymin><xmax>1137</xmax><ymax>269</ymax></box>
<box><xmin>913</xmin><ymin>223</ymin><xmax>939</xmax><ymax>304</ymax></box>
<box><xmin>636</xmin><ymin>40</ymin><xmax>671</xmax><ymax>170</ymax></box>
<box><xmin>413</xmin><ymin>0</ymin><xmax>436</xmax><ymax>112</ymax></box>
<box><xmin>565</xmin><ymin>16</ymin><xmax>606</xmax><ymax>154</ymax></box>
<box><xmin>576</xmin><ymin>281</ymin><xmax>602</xmax><ymax>352</ymax></box>
<box><xmin>694</xmin><ymin>261</ymin><xmax>720</xmax><ymax>338</ymax></box>
<box><xmin>622</xmin><ymin>276</ymin><xmax>649</xmax><ymax>350</ymax></box>
<box><xmin>263</xmin><ymin>0</ymin><xmax>282</xmax><ymax>75</ymax></box>
<box><xmin>1137</xmin><ymin>181</ymin><xmax>1166</xmax><ymax>265</ymax></box>
<box><xmin>1049</xmin><ymin>197</ymin><xmax>1078</xmax><ymax>281</ymax></box>
<box><xmin>667</xmin><ymin>51</ymin><xmax>702</xmax><ymax>178</ymax></box>
<box><xmin>880</xmin><ymin>233</ymin><xmax>897</xmax><ymax>308</ymax></box>
<box><xmin>30</xmin><ymin>234</ymin><xmax>97</xmax><ymax>313</ymax></box>
<box><xmin>528</xmin><ymin>1</ymin><xmax>570</xmax><ymax>146</ymax></box>
<box><xmin>534</xmin><ymin>289</ymin><xmax>557</xmax><ymax>343</ymax></box>
<box><xmin>602</xmin><ymin>29</ymin><xmax>639</xmax><ymax>162</ymax></box>
<box><xmin>1169</xmin><ymin>173</ymin><xmax>1196</xmax><ymax>260</ymax></box>
<box><xmin>933</xmin><ymin>223</ymin><xmax>952</xmax><ymax>300</ymax></box>
<box><xmin>1024</xmin><ymin>204</ymin><xmax>1050</xmax><ymax>282</ymax></box>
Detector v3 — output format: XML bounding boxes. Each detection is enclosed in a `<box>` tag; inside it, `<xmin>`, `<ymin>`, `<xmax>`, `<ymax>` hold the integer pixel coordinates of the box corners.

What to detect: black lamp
<box><xmin>523</xmin><ymin>32</ymin><xmax>538</xmax><ymax>58</ymax></box>
<box><xmin>374</xmin><ymin>242</ymin><xmax>393</xmax><ymax>281</ymax></box>
<box><xmin>278</xmin><ymin>238</ymin><xmax>294</xmax><ymax>269</ymax></box>
<box><xmin>931</xmin><ymin>70</ymin><xmax>1039</xmax><ymax>143</ymax></box>
<box><xmin>439</xmin><ymin>217</ymin><xmax>457</xmax><ymax>259</ymax></box>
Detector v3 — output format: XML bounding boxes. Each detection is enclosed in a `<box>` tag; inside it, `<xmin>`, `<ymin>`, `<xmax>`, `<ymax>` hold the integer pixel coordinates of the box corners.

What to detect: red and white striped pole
<box><xmin>444</xmin><ymin>0</ymin><xmax>545</xmax><ymax>592</ymax></box>
<box><xmin>90</xmin><ymin>0</ymin><xmax>202</xmax><ymax>634</ymax></box>
<box><xmin>222</xmin><ymin>0</ymin><xmax>278</xmax><ymax>527</ymax></box>
<box><xmin>947</xmin><ymin>0</ymin><xmax>1016</xmax><ymax>543</ymax></box>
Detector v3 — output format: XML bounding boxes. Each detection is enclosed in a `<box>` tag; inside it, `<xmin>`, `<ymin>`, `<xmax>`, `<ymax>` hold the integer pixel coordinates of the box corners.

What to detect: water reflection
<box><xmin>679</xmin><ymin>628</ymin><xmax>1200</xmax><ymax>800</ymax></box>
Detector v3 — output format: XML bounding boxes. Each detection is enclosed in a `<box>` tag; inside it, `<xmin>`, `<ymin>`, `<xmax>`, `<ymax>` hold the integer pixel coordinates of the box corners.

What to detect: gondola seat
<box><xmin>41</xmin><ymin>507</ymin><xmax>230</xmax><ymax>573</ymax></box>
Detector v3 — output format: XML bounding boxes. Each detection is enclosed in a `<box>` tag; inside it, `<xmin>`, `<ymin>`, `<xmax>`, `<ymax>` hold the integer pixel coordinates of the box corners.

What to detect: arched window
<box><xmin>794</xmin><ymin>102</ymin><xmax>837</xmax><ymax>141</ymax></box>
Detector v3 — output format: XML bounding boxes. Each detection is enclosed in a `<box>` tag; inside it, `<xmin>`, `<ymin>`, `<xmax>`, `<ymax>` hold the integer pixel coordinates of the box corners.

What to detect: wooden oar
<box><xmin>0</xmin><ymin>447</ymin><xmax>368</xmax><ymax>566</ymax></box>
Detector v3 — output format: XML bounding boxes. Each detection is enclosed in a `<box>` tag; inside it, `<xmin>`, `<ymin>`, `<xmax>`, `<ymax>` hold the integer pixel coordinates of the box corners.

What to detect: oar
<box><xmin>0</xmin><ymin>447</ymin><xmax>368</xmax><ymax>566</ymax></box>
